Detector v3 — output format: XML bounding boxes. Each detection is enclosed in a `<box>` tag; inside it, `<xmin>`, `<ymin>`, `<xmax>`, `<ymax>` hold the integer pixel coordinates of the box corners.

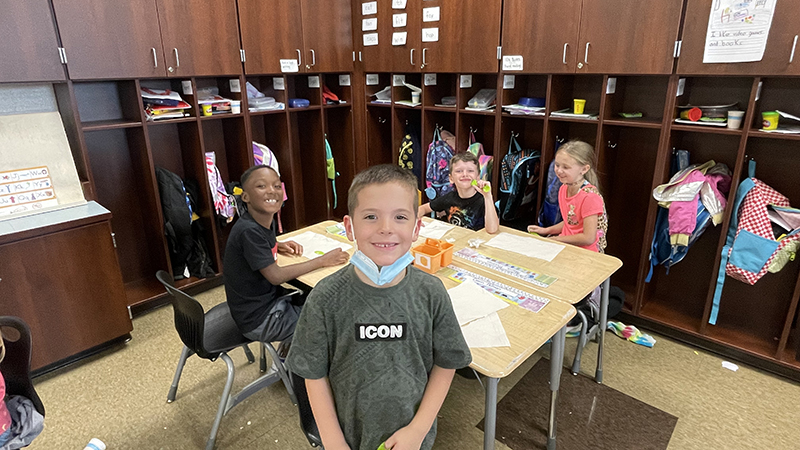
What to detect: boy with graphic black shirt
<box><xmin>418</xmin><ymin>152</ymin><xmax>499</xmax><ymax>233</ymax></box>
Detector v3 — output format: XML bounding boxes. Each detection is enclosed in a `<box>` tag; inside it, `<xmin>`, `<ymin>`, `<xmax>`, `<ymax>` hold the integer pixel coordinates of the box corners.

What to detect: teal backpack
<box><xmin>324</xmin><ymin>135</ymin><xmax>338</xmax><ymax>209</ymax></box>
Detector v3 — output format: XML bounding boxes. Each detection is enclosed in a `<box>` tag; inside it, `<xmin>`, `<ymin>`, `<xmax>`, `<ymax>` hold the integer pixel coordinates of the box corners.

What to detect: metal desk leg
<box><xmin>596</xmin><ymin>277</ymin><xmax>611</xmax><ymax>384</ymax></box>
<box><xmin>547</xmin><ymin>326</ymin><xmax>567</xmax><ymax>450</ymax></box>
<box><xmin>483</xmin><ymin>377</ymin><xmax>499</xmax><ymax>450</ymax></box>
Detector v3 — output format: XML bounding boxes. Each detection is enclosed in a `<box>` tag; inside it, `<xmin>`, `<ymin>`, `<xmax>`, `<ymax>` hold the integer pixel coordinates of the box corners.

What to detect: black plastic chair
<box><xmin>290</xmin><ymin>371</ymin><xmax>323</xmax><ymax>448</ymax></box>
<box><xmin>0</xmin><ymin>316</ymin><xmax>45</xmax><ymax>417</ymax></box>
<box><xmin>156</xmin><ymin>271</ymin><xmax>295</xmax><ymax>450</ymax></box>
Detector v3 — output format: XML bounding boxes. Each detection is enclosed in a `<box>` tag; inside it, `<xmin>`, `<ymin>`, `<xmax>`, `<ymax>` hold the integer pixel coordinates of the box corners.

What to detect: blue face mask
<box><xmin>351</xmin><ymin>250</ymin><xmax>415</xmax><ymax>286</ymax></box>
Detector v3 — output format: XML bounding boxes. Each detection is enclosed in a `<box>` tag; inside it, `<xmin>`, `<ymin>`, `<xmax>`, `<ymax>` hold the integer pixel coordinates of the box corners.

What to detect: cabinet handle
<box><xmin>584</xmin><ymin>42</ymin><xmax>590</xmax><ymax>65</ymax></box>
<box><xmin>562</xmin><ymin>43</ymin><xmax>568</xmax><ymax>65</ymax></box>
<box><xmin>296</xmin><ymin>49</ymin><xmax>302</xmax><ymax>66</ymax></box>
<box><xmin>422</xmin><ymin>48</ymin><xmax>428</xmax><ymax>67</ymax></box>
<box><xmin>310</xmin><ymin>48</ymin><xmax>316</xmax><ymax>66</ymax></box>
<box><xmin>152</xmin><ymin>48</ymin><xmax>158</xmax><ymax>68</ymax></box>
<box><xmin>173</xmin><ymin>48</ymin><xmax>180</xmax><ymax>68</ymax></box>
<box><xmin>791</xmin><ymin>35</ymin><xmax>798</xmax><ymax>63</ymax></box>
<box><xmin>410</xmin><ymin>48</ymin><xmax>415</xmax><ymax>66</ymax></box>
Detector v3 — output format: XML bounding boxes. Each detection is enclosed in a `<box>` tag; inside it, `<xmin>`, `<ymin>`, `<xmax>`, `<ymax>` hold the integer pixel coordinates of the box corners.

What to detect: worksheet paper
<box><xmin>703</xmin><ymin>0</ymin><xmax>777</xmax><ymax>63</ymax></box>
<box><xmin>485</xmin><ymin>232</ymin><xmax>564</xmax><ymax>262</ymax></box>
<box><xmin>461</xmin><ymin>312</ymin><xmax>510</xmax><ymax>348</ymax></box>
<box><xmin>417</xmin><ymin>220</ymin><xmax>455</xmax><ymax>240</ymax></box>
<box><xmin>280</xmin><ymin>231</ymin><xmax>352</xmax><ymax>259</ymax></box>
<box><xmin>447</xmin><ymin>279</ymin><xmax>509</xmax><ymax>326</ymax></box>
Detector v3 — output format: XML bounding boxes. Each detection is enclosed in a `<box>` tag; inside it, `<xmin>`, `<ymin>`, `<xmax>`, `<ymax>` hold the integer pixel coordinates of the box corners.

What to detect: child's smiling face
<box><xmin>344</xmin><ymin>181</ymin><xmax>420</xmax><ymax>267</ymax></box>
<box><xmin>449</xmin><ymin>160</ymin><xmax>480</xmax><ymax>191</ymax></box>
<box><xmin>554</xmin><ymin>151</ymin><xmax>589</xmax><ymax>186</ymax></box>
<box><xmin>241</xmin><ymin>167</ymin><xmax>283</xmax><ymax>215</ymax></box>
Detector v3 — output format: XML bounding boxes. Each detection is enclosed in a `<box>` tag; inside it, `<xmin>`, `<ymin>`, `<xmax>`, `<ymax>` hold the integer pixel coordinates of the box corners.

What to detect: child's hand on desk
<box><xmin>278</xmin><ymin>240</ymin><xmax>303</xmax><ymax>256</ymax></box>
<box><xmin>318</xmin><ymin>248</ymin><xmax>350</xmax><ymax>267</ymax></box>
<box><xmin>527</xmin><ymin>225</ymin><xmax>546</xmax><ymax>235</ymax></box>
<box><xmin>384</xmin><ymin>424</ymin><xmax>426</xmax><ymax>450</ymax></box>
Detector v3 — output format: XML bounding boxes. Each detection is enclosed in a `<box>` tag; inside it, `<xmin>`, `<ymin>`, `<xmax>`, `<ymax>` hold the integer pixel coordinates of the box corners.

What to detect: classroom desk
<box><xmin>276</xmin><ymin>220</ymin><xmax>577</xmax><ymax>450</ymax></box>
<box><xmin>452</xmin><ymin>226</ymin><xmax>623</xmax><ymax>383</ymax></box>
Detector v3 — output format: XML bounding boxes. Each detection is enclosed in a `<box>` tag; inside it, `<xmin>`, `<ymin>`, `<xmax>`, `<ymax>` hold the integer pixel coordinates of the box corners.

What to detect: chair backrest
<box><xmin>0</xmin><ymin>316</ymin><xmax>45</xmax><ymax>416</ymax></box>
<box><xmin>289</xmin><ymin>371</ymin><xmax>322</xmax><ymax>447</ymax></box>
<box><xmin>155</xmin><ymin>270</ymin><xmax>214</xmax><ymax>360</ymax></box>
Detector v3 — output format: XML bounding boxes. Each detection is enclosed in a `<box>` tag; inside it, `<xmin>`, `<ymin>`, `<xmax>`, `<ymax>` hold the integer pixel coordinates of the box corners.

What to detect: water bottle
<box><xmin>83</xmin><ymin>438</ymin><xmax>106</xmax><ymax>450</ymax></box>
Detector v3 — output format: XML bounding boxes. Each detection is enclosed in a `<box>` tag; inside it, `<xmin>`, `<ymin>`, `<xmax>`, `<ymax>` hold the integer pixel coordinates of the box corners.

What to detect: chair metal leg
<box><xmin>570</xmin><ymin>310</ymin><xmax>590</xmax><ymax>375</ymax></box>
<box><xmin>167</xmin><ymin>346</ymin><xmax>193</xmax><ymax>403</ymax></box>
<box><xmin>242</xmin><ymin>344</ymin><xmax>255</xmax><ymax>364</ymax></box>
<box><xmin>260</xmin><ymin>343</ymin><xmax>267</xmax><ymax>373</ymax></box>
<box><xmin>264</xmin><ymin>343</ymin><xmax>297</xmax><ymax>405</ymax></box>
<box><xmin>206</xmin><ymin>353</ymin><xmax>236</xmax><ymax>450</ymax></box>
<box><xmin>596</xmin><ymin>278</ymin><xmax>611</xmax><ymax>384</ymax></box>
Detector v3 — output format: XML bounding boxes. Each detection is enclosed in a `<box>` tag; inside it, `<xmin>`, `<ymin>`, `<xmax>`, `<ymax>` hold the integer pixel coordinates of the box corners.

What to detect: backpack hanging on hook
<box><xmin>324</xmin><ymin>135</ymin><xmax>339</xmax><ymax>210</ymax></box>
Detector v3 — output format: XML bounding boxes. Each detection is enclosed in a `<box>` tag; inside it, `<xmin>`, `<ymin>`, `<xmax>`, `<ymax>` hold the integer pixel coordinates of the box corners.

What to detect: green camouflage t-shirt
<box><xmin>286</xmin><ymin>265</ymin><xmax>471</xmax><ymax>450</ymax></box>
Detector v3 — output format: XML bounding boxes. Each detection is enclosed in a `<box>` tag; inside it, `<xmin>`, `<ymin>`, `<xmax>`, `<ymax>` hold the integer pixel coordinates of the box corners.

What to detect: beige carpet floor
<box><xmin>28</xmin><ymin>286</ymin><xmax>800</xmax><ymax>449</ymax></box>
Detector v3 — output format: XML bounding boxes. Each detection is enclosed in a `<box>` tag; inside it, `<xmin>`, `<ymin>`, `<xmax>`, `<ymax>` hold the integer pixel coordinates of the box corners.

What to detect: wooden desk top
<box><xmin>452</xmin><ymin>226</ymin><xmax>623</xmax><ymax>304</ymax></box>
<box><xmin>276</xmin><ymin>219</ymin><xmax>576</xmax><ymax>378</ymax></box>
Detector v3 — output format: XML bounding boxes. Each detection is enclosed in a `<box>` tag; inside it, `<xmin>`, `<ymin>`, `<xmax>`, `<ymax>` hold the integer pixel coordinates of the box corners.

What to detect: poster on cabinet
<box><xmin>703</xmin><ymin>0</ymin><xmax>776</xmax><ymax>63</ymax></box>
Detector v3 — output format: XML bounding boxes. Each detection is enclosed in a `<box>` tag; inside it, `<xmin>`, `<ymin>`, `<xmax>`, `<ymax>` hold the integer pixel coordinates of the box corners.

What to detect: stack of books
<box><xmin>197</xmin><ymin>87</ymin><xmax>232</xmax><ymax>115</ymax></box>
<box><xmin>141</xmin><ymin>88</ymin><xmax>191</xmax><ymax>121</ymax></box>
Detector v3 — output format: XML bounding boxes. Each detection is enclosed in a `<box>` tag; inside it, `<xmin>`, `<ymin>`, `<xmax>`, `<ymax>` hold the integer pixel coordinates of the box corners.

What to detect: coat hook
<box><xmin>607</xmin><ymin>141</ymin><xmax>617</xmax><ymax>149</ymax></box>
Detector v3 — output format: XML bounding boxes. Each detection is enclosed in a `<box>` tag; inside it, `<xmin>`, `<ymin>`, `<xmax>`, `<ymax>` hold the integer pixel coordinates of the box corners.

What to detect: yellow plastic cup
<box><xmin>573</xmin><ymin>99</ymin><xmax>586</xmax><ymax>114</ymax></box>
<box><xmin>762</xmin><ymin>111</ymin><xmax>779</xmax><ymax>130</ymax></box>
<box><xmin>202</xmin><ymin>104</ymin><xmax>213</xmax><ymax>116</ymax></box>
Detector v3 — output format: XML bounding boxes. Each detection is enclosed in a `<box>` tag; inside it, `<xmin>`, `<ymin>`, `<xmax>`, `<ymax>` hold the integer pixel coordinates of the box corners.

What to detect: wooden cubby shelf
<box><xmin>6</xmin><ymin>0</ymin><xmax>800</xmax><ymax>379</ymax></box>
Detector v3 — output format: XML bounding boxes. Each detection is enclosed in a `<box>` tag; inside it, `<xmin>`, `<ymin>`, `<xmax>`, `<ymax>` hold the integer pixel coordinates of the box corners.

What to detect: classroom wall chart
<box><xmin>703</xmin><ymin>0</ymin><xmax>777</xmax><ymax>63</ymax></box>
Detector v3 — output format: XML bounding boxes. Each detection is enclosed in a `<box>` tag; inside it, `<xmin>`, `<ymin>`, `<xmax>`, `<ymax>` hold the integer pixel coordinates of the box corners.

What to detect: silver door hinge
<box><xmin>497</xmin><ymin>46</ymin><xmax>502</xmax><ymax>60</ymax></box>
<box><xmin>111</xmin><ymin>232</ymin><xmax>117</xmax><ymax>248</ymax></box>
<box><xmin>673</xmin><ymin>40</ymin><xmax>682</xmax><ymax>58</ymax></box>
<box><xmin>58</xmin><ymin>47</ymin><xmax>67</xmax><ymax>64</ymax></box>
<box><xmin>240</xmin><ymin>49</ymin><xmax>246</xmax><ymax>63</ymax></box>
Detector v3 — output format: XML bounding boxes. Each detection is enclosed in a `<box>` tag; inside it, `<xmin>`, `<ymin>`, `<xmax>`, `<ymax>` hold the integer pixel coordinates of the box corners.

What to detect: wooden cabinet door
<box><xmin>419</xmin><ymin>1</ymin><xmax>461</xmax><ymax>73</ymax></box>
<box><xmin>238</xmin><ymin>0</ymin><xmax>305</xmax><ymax>74</ymax></box>
<box><xmin>501</xmin><ymin>0</ymin><xmax>582</xmax><ymax>73</ymax></box>
<box><xmin>677</xmin><ymin>0</ymin><xmax>800</xmax><ymax>75</ymax></box>
<box><xmin>361</xmin><ymin>0</ymin><xmax>421</xmax><ymax>72</ymax></box>
<box><xmin>0</xmin><ymin>222</ymin><xmax>132</xmax><ymax>370</ymax></box>
<box><xmin>301</xmin><ymin>0</ymin><xmax>354</xmax><ymax>72</ymax></box>
<box><xmin>577</xmin><ymin>0</ymin><xmax>683</xmax><ymax>74</ymax></box>
<box><xmin>0</xmin><ymin>0</ymin><xmax>64</xmax><ymax>83</ymax></box>
<box><xmin>461</xmin><ymin>0</ymin><xmax>503</xmax><ymax>73</ymax></box>
<box><xmin>51</xmin><ymin>0</ymin><xmax>164</xmax><ymax>79</ymax></box>
<box><xmin>156</xmin><ymin>0</ymin><xmax>242</xmax><ymax>77</ymax></box>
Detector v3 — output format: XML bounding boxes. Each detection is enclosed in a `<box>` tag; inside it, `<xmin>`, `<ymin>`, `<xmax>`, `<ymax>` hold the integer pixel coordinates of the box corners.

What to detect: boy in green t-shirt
<box><xmin>286</xmin><ymin>164</ymin><xmax>471</xmax><ymax>450</ymax></box>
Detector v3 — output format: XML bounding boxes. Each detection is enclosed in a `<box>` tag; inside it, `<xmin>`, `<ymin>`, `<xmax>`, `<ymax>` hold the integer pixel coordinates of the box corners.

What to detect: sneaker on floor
<box><xmin>566</xmin><ymin>324</ymin><xmax>583</xmax><ymax>338</ymax></box>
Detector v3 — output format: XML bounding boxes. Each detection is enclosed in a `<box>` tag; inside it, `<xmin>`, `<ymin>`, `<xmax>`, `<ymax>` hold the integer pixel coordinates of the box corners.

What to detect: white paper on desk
<box><xmin>417</xmin><ymin>220</ymin><xmax>455</xmax><ymax>240</ymax></box>
<box><xmin>485</xmin><ymin>232</ymin><xmax>564</xmax><ymax>262</ymax></box>
<box><xmin>461</xmin><ymin>313</ymin><xmax>510</xmax><ymax>348</ymax></box>
<box><xmin>280</xmin><ymin>231</ymin><xmax>352</xmax><ymax>259</ymax></box>
<box><xmin>447</xmin><ymin>279</ymin><xmax>509</xmax><ymax>326</ymax></box>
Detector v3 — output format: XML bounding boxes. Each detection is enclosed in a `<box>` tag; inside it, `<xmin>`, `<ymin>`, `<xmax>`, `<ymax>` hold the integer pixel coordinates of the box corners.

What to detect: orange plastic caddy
<box><xmin>411</xmin><ymin>238</ymin><xmax>454</xmax><ymax>274</ymax></box>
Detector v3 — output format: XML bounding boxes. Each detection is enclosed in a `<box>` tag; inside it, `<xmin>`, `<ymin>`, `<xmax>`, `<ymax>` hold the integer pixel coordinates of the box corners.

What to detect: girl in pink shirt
<box><xmin>528</xmin><ymin>140</ymin><xmax>607</xmax><ymax>253</ymax></box>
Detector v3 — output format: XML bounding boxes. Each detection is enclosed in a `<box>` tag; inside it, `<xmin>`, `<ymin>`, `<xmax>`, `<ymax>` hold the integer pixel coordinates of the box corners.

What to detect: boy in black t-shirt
<box><xmin>223</xmin><ymin>165</ymin><xmax>349</xmax><ymax>345</ymax></box>
<box><xmin>418</xmin><ymin>152</ymin><xmax>499</xmax><ymax>233</ymax></box>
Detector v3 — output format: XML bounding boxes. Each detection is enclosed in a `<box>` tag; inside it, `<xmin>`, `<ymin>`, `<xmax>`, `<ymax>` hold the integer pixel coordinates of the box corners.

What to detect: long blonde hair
<box><xmin>558</xmin><ymin>140</ymin><xmax>600</xmax><ymax>193</ymax></box>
